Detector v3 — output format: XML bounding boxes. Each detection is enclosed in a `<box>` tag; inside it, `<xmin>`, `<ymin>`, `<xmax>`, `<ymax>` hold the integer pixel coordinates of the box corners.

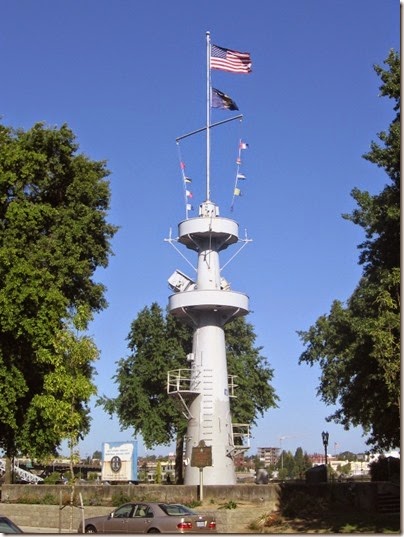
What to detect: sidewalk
<box><xmin>20</xmin><ymin>527</ymin><xmax>77</xmax><ymax>534</ymax></box>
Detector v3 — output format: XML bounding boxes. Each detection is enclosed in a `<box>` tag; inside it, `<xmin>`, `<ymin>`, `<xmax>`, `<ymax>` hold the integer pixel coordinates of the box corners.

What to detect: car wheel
<box><xmin>85</xmin><ymin>525</ymin><xmax>97</xmax><ymax>533</ymax></box>
<box><xmin>147</xmin><ymin>529</ymin><xmax>161</xmax><ymax>533</ymax></box>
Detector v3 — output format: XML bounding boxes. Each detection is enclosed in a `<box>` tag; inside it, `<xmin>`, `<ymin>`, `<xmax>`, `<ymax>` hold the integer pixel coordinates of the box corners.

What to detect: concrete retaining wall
<box><xmin>0</xmin><ymin>482</ymin><xmax>388</xmax><ymax>533</ymax></box>
<box><xmin>0</xmin><ymin>502</ymin><xmax>272</xmax><ymax>533</ymax></box>
<box><xmin>0</xmin><ymin>483</ymin><xmax>280</xmax><ymax>506</ymax></box>
<box><xmin>0</xmin><ymin>484</ymin><xmax>280</xmax><ymax>533</ymax></box>
<box><xmin>0</xmin><ymin>503</ymin><xmax>109</xmax><ymax>532</ymax></box>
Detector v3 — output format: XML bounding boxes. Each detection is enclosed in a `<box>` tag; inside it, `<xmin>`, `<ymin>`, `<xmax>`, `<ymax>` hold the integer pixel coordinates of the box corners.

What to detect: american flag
<box><xmin>210</xmin><ymin>44</ymin><xmax>252</xmax><ymax>74</ymax></box>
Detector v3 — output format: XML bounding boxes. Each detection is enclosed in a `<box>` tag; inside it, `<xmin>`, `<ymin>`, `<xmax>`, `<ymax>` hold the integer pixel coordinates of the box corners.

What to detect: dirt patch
<box><xmin>198</xmin><ymin>501</ymin><xmax>401</xmax><ymax>534</ymax></box>
<box><xmin>237</xmin><ymin>510</ymin><xmax>401</xmax><ymax>534</ymax></box>
<box><xmin>197</xmin><ymin>500</ymin><xmax>273</xmax><ymax>533</ymax></box>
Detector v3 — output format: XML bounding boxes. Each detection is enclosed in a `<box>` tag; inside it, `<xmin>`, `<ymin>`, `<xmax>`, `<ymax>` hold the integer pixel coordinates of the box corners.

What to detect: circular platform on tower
<box><xmin>169</xmin><ymin>289</ymin><xmax>249</xmax><ymax>321</ymax></box>
<box><xmin>178</xmin><ymin>217</ymin><xmax>239</xmax><ymax>251</ymax></box>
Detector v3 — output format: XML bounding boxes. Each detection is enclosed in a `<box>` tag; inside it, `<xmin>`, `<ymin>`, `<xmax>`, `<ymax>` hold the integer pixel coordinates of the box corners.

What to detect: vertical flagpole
<box><xmin>206</xmin><ymin>31</ymin><xmax>211</xmax><ymax>202</ymax></box>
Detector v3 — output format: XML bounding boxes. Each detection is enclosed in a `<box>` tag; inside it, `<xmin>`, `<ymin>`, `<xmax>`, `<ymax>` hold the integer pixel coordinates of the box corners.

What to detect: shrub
<box><xmin>369</xmin><ymin>456</ymin><xmax>400</xmax><ymax>483</ymax></box>
<box><xmin>218</xmin><ymin>500</ymin><xmax>237</xmax><ymax>510</ymax></box>
<box><xmin>84</xmin><ymin>493</ymin><xmax>103</xmax><ymax>506</ymax></box>
<box><xmin>43</xmin><ymin>472</ymin><xmax>64</xmax><ymax>484</ymax></box>
<box><xmin>111</xmin><ymin>491</ymin><xmax>131</xmax><ymax>507</ymax></box>
<box><xmin>40</xmin><ymin>493</ymin><xmax>57</xmax><ymax>505</ymax></box>
<box><xmin>15</xmin><ymin>495</ymin><xmax>38</xmax><ymax>505</ymax></box>
<box><xmin>185</xmin><ymin>500</ymin><xmax>202</xmax><ymax>508</ymax></box>
<box><xmin>282</xmin><ymin>490</ymin><xmax>328</xmax><ymax>518</ymax></box>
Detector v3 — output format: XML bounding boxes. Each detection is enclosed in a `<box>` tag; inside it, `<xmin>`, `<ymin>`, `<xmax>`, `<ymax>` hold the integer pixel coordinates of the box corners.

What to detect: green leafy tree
<box><xmin>369</xmin><ymin>455</ymin><xmax>400</xmax><ymax>482</ymax></box>
<box><xmin>100</xmin><ymin>302</ymin><xmax>278</xmax><ymax>482</ymax></box>
<box><xmin>253</xmin><ymin>455</ymin><xmax>264</xmax><ymax>472</ymax></box>
<box><xmin>100</xmin><ymin>303</ymin><xmax>191</xmax><ymax>483</ymax></box>
<box><xmin>276</xmin><ymin>447</ymin><xmax>312</xmax><ymax>480</ymax></box>
<box><xmin>298</xmin><ymin>51</ymin><xmax>400</xmax><ymax>452</ymax></box>
<box><xmin>23</xmin><ymin>307</ymin><xmax>98</xmax><ymax>465</ymax></box>
<box><xmin>0</xmin><ymin>122</ymin><xmax>117</xmax><ymax>469</ymax></box>
<box><xmin>278</xmin><ymin>450</ymin><xmax>295</xmax><ymax>479</ymax></box>
<box><xmin>293</xmin><ymin>447</ymin><xmax>312</xmax><ymax>479</ymax></box>
<box><xmin>338</xmin><ymin>451</ymin><xmax>358</xmax><ymax>462</ymax></box>
<box><xmin>337</xmin><ymin>462</ymin><xmax>352</xmax><ymax>476</ymax></box>
<box><xmin>155</xmin><ymin>461</ymin><xmax>162</xmax><ymax>484</ymax></box>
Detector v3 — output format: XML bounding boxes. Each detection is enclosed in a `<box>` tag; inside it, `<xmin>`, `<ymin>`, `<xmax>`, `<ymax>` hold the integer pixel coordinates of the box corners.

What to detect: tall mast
<box><xmin>206</xmin><ymin>31</ymin><xmax>211</xmax><ymax>202</ymax></box>
<box><xmin>167</xmin><ymin>33</ymin><xmax>252</xmax><ymax>485</ymax></box>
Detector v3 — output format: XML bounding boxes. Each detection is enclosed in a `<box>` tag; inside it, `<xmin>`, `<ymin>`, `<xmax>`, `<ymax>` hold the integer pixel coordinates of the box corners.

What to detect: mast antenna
<box><xmin>206</xmin><ymin>31</ymin><xmax>211</xmax><ymax>202</ymax></box>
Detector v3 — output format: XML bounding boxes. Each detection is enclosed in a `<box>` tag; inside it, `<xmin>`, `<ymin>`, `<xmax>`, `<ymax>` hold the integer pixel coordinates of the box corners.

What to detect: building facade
<box><xmin>257</xmin><ymin>447</ymin><xmax>280</xmax><ymax>466</ymax></box>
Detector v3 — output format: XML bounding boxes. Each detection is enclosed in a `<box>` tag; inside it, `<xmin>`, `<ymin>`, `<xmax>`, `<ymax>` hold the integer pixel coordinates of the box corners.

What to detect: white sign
<box><xmin>101</xmin><ymin>441</ymin><xmax>137</xmax><ymax>482</ymax></box>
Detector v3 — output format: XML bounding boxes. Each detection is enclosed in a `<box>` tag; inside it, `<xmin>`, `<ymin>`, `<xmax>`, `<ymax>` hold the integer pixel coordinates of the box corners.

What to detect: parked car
<box><xmin>78</xmin><ymin>502</ymin><xmax>217</xmax><ymax>533</ymax></box>
<box><xmin>0</xmin><ymin>516</ymin><xmax>23</xmax><ymax>534</ymax></box>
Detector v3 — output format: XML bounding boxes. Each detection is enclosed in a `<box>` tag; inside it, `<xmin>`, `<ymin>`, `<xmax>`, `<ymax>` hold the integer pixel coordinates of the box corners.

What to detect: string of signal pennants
<box><xmin>176</xmin><ymin>137</ymin><xmax>249</xmax><ymax>215</ymax></box>
<box><xmin>176</xmin><ymin>143</ymin><xmax>194</xmax><ymax>214</ymax></box>
<box><xmin>176</xmin><ymin>38</ymin><xmax>252</xmax><ymax>217</ymax></box>
<box><xmin>231</xmin><ymin>140</ymin><xmax>249</xmax><ymax>211</ymax></box>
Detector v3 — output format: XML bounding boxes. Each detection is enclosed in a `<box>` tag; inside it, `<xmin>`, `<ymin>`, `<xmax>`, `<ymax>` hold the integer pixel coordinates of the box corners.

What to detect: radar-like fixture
<box><xmin>168</xmin><ymin>270</ymin><xmax>195</xmax><ymax>293</ymax></box>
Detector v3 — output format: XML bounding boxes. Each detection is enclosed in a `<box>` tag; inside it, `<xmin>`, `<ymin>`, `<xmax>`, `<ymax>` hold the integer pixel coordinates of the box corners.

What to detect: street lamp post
<box><xmin>321</xmin><ymin>431</ymin><xmax>329</xmax><ymax>465</ymax></box>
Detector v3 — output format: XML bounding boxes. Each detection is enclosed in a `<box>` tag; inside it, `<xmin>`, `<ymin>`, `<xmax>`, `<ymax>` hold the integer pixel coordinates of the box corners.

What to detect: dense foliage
<box><xmin>0</xmin><ymin>122</ymin><xmax>117</xmax><ymax>460</ymax></box>
<box><xmin>99</xmin><ymin>302</ymin><xmax>278</xmax><ymax>480</ymax></box>
<box><xmin>276</xmin><ymin>447</ymin><xmax>313</xmax><ymax>480</ymax></box>
<box><xmin>369</xmin><ymin>455</ymin><xmax>400</xmax><ymax>482</ymax></box>
<box><xmin>298</xmin><ymin>51</ymin><xmax>400</xmax><ymax>452</ymax></box>
<box><xmin>100</xmin><ymin>303</ymin><xmax>191</xmax><ymax>449</ymax></box>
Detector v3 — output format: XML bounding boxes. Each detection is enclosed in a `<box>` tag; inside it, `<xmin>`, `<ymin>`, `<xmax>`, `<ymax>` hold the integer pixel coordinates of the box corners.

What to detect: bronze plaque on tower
<box><xmin>191</xmin><ymin>440</ymin><xmax>212</xmax><ymax>468</ymax></box>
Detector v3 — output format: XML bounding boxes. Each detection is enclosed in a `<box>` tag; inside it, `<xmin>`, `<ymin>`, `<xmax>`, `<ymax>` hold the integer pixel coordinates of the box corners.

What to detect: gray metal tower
<box><xmin>167</xmin><ymin>200</ymin><xmax>250</xmax><ymax>485</ymax></box>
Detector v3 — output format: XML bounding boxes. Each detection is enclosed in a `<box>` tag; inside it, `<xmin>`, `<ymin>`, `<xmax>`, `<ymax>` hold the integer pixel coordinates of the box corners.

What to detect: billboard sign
<box><xmin>101</xmin><ymin>441</ymin><xmax>138</xmax><ymax>482</ymax></box>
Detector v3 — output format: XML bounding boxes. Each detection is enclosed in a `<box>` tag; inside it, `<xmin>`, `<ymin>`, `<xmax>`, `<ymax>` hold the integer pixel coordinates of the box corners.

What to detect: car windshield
<box><xmin>159</xmin><ymin>504</ymin><xmax>196</xmax><ymax>516</ymax></box>
<box><xmin>0</xmin><ymin>518</ymin><xmax>22</xmax><ymax>534</ymax></box>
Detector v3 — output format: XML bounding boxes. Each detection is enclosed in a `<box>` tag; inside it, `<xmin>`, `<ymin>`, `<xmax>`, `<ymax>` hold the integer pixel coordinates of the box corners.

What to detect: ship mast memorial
<box><xmin>166</xmin><ymin>32</ymin><xmax>252</xmax><ymax>485</ymax></box>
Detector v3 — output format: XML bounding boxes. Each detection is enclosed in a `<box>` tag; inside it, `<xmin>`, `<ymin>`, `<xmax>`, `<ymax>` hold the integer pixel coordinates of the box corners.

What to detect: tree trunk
<box><xmin>69</xmin><ymin>438</ymin><xmax>76</xmax><ymax>533</ymax></box>
<box><xmin>4</xmin><ymin>456</ymin><xmax>12</xmax><ymax>484</ymax></box>
<box><xmin>175</xmin><ymin>434</ymin><xmax>184</xmax><ymax>484</ymax></box>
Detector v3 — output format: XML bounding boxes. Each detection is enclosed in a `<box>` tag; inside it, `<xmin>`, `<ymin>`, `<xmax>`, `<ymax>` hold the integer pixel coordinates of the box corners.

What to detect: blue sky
<box><xmin>1</xmin><ymin>1</ymin><xmax>399</xmax><ymax>459</ymax></box>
